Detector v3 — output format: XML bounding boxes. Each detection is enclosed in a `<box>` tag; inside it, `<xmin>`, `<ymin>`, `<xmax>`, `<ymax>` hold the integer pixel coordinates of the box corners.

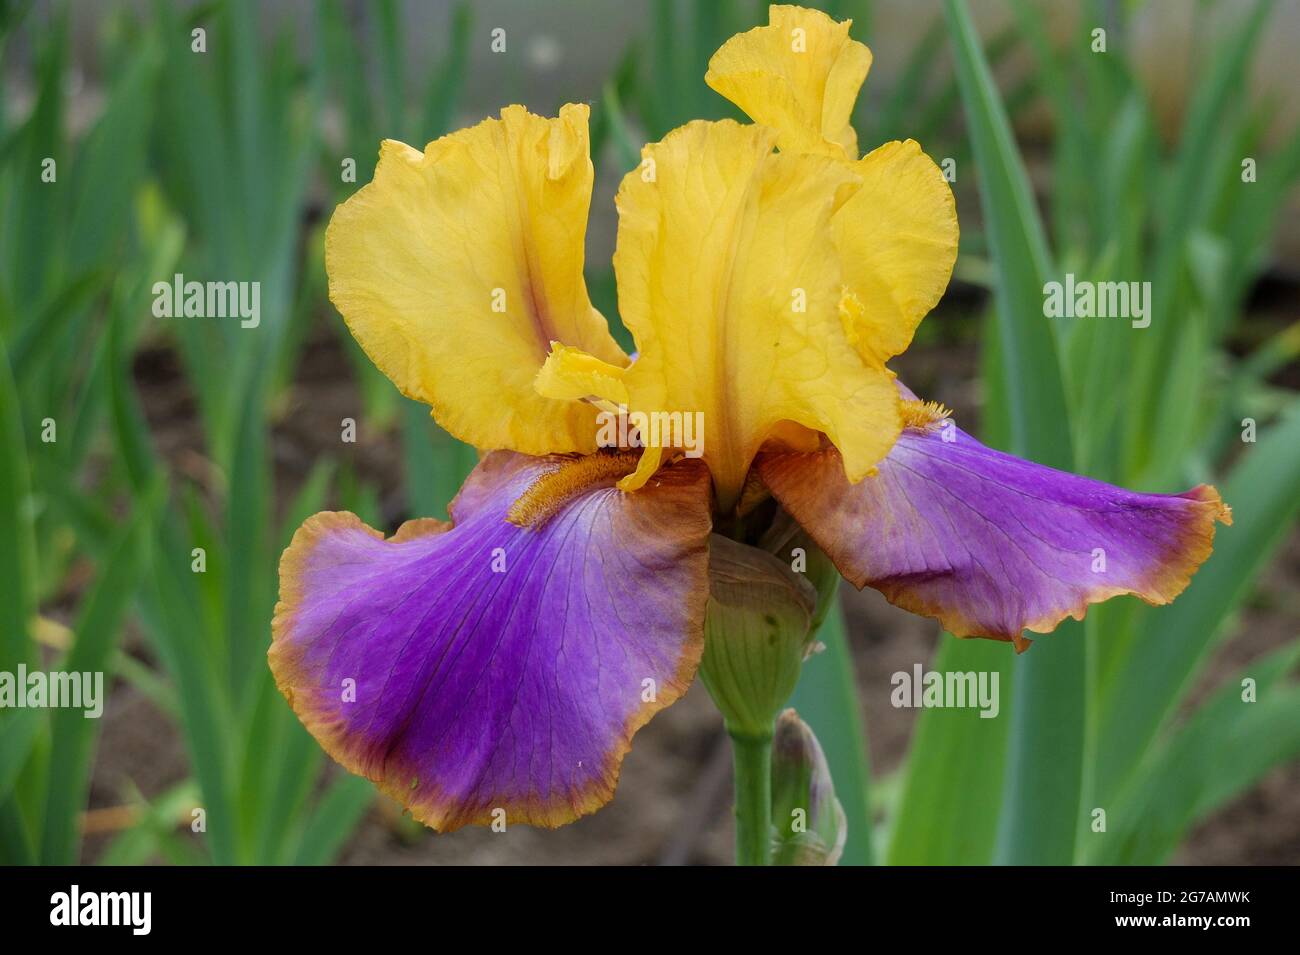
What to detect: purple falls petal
<box><xmin>270</xmin><ymin>451</ymin><xmax>712</xmax><ymax>830</ymax></box>
<box><xmin>758</xmin><ymin>408</ymin><xmax>1229</xmax><ymax>651</ymax></box>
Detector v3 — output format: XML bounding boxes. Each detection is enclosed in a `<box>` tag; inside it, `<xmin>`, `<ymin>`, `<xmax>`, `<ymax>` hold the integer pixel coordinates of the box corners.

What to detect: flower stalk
<box><xmin>698</xmin><ymin>533</ymin><xmax>818</xmax><ymax>865</ymax></box>
<box><xmin>730</xmin><ymin>731</ymin><xmax>774</xmax><ymax>866</ymax></box>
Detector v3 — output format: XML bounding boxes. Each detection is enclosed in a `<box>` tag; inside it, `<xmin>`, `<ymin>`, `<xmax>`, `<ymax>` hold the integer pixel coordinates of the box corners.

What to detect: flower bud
<box><xmin>759</xmin><ymin>508</ymin><xmax>841</xmax><ymax>635</ymax></box>
<box><xmin>698</xmin><ymin>534</ymin><xmax>817</xmax><ymax>738</ymax></box>
<box><xmin>770</xmin><ymin>708</ymin><xmax>847</xmax><ymax>865</ymax></box>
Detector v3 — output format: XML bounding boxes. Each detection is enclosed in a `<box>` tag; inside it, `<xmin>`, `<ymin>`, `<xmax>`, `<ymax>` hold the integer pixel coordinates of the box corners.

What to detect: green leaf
<box><xmin>1006</xmin><ymin>0</ymin><xmax>1096</xmax><ymax>254</ymax></box>
<box><xmin>600</xmin><ymin>81</ymin><xmax>642</xmax><ymax>176</ymax></box>
<box><xmin>98</xmin><ymin>781</ymin><xmax>202</xmax><ymax>866</ymax></box>
<box><xmin>417</xmin><ymin>1</ymin><xmax>472</xmax><ymax>141</ymax></box>
<box><xmin>1094</xmin><ymin>402</ymin><xmax>1300</xmax><ymax>800</ymax></box>
<box><xmin>66</xmin><ymin>41</ymin><xmax>158</xmax><ymax>272</ymax></box>
<box><xmin>401</xmin><ymin>399</ymin><xmax>477</xmax><ymax>521</ymax></box>
<box><xmin>942</xmin><ymin>0</ymin><xmax>1068</xmax><ymax>463</ymax></box>
<box><xmin>140</xmin><ymin>519</ymin><xmax>237</xmax><ymax>865</ymax></box>
<box><xmin>39</xmin><ymin>480</ymin><xmax>161</xmax><ymax>863</ymax></box>
<box><xmin>0</xmin><ymin>338</ymin><xmax>34</xmax><ymax>675</ymax></box>
<box><xmin>225</xmin><ymin>379</ymin><xmax>272</xmax><ymax>705</ymax></box>
<box><xmin>249</xmin><ymin>463</ymin><xmax>337</xmax><ymax>864</ymax></box>
<box><xmin>0</xmin><ymin>709</ymin><xmax>43</xmax><ymax>809</ymax></box>
<box><xmin>9</xmin><ymin>269</ymin><xmax>106</xmax><ymax>381</ymax></box>
<box><xmin>943</xmin><ymin>0</ymin><xmax>1083</xmax><ymax>865</ymax></box>
<box><xmin>1124</xmin><ymin>0</ymin><xmax>1274</xmax><ymax>476</ymax></box>
<box><xmin>291</xmin><ymin>775</ymin><xmax>375</xmax><ymax>866</ymax></box>
<box><xmin>866</xmin><ymin>15</ymin><xmax>944</xmax><ymax>146</ymax></box>
<box><xmin>886</xmin><ymin>636</ymin><xmax>1014</xmax><ymax>864</ymax></box>
<box><xmin>3</xmin><ymin>10</ymin><xmax>65</xmax><ymax>310</ymax></box>
<box><xmin>1089</xmin><ymin>642</ymin><xmax>1300</xmax><ymax>864</ymax></box>
<box><xmin>106</xmin><ymin>297</ymin><xmax>157</xmax><ymax>493</ymax></box>
<box><xmin>0</xmin><ymin>796</ymin><xmax>34</xmax><ymax>865</ymax></box>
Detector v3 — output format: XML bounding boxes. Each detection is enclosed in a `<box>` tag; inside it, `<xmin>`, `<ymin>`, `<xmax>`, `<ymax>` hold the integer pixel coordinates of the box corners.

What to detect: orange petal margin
<box><xmin>270</xmin><ymin>451</ymin><xmax>713</xmax><ymax>830</ymax></box>
<box><xmin>758</xmin><ymin>428</ymin><xmax>1230</xmax><ymax>650</ymax></box>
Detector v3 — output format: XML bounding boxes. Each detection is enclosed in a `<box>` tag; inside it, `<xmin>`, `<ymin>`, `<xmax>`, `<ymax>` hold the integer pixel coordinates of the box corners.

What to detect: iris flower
<box><xmin>271</xmin><ymin>5</ymin><xmax>1229</xmax><ymax>834</ymax></box>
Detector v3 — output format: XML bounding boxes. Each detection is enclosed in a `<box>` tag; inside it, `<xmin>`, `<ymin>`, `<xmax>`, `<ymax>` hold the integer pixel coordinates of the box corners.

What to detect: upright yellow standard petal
<box><xmin>705</xmin><ymin>4</ymin><xmax>871</xmax><ymax>160</ymax></box>
<box><xmin>708</xmin><ymin>6</ymin><xmax>959</xmax><ymax>369</ymax></box>
<box><xmin>325</xmin><ymin>103</ymin><xmax>627</xmax><ymax>455</ymax></box>
<box><xmin>610</xmin><ymin>120</ymin><xmax>901</xmax><ymax>510</ymax></box>
<box><xmin>835</xmin><ymin>140</ymin><xmax>959</xmax><ymax>365</ymax></box>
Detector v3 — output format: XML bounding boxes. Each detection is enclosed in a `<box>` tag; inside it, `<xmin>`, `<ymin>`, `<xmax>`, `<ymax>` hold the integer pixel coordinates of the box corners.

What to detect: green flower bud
<box><xmin>770</xmin><ymin>708</ymin><xmax>847</xmax><ymax>866</ymax></box>
<box><xmin>699</xmin><ymin>534</ymin><xmax>817</xmax><ymax>739</ymax></box>
<box><xmin>759</xmin><ymin>508</ymin><xmax>842</xmax><ymax>635</ymax></box>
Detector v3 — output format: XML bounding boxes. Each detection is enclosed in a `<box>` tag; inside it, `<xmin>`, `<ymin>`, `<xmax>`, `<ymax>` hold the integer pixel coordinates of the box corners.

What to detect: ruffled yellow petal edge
<box><xmin>325</xmin><ymin>103</ymin><xmax>627</xmax><ymax>457</ymax></box>
<box><xmin>835</xmin><ymin>139</ymin><xmax>959</xmax><ymax>365</ymax></box>
<box><xmin>706</xmin><ymin>3</ymin><xmax>872</xmax><ymax>160</ymax></box>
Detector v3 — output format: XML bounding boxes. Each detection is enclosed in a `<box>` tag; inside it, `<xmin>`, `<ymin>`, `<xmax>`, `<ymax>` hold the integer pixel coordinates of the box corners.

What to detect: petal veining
<box><xmin>270</xmin><ymin>451</ymin><xmax>712</xmax><ymax>830</ymax></box>
<box><xmin>325</xmin><ymin>104</ymin><xmax>627</xmax><ymax>455</ymax></box>
<box><xmin>611</xmin><ymin>119</ymin><xmax>900</xmax><ymax>509</ymax></box>
<box><xmin>758</xmin><ymin>402</ymin><xmax>1230</xmax><ymax>650</ymax></box>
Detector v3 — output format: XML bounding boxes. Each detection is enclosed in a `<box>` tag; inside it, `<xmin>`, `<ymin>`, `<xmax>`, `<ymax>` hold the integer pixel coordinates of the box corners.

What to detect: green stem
<box><xmin>730</xmin><ymin>731</ymin><xmax>772</xmax><ymax>866</ymax></box>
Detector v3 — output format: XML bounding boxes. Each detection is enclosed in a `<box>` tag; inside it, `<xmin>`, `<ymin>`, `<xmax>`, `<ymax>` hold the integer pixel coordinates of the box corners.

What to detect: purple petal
<box><xmin>270</xmin><ymin>451</ymin><xmax>712</xmax><ymax>830</ymax></box>
<box><xmin>758</xmin><ymin>411</ymin><xmax>1229</xmax><ymax>651</ymax></box>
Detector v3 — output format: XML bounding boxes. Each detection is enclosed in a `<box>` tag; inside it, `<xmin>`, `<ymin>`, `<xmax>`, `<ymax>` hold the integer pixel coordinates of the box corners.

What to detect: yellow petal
<box><xmin>705</xmin><ymin>4</ymin><xmax>871</xmax><ymax>160</ymax></box>
<box><xmin>835</xmin><ymin>140</ymin><xmax>959</xmax><ymax>365</ymax></box>
<box><xmin>621</xmin><ymin>444</ymin><xmax>668</xmax><ymax>494</ymax></box>
<box><xmin>612</xmin><ymin>120</ymin><xmax>901</xmax><ymax>509</ymax></box>
<box><xmin>535</xmin><ymin>342</ymin><xmax>629</xmax><ymax>407</ymax></box>
<box><xmin>325</xmin><ymin>104</ymin><xmax>627</xmax><ymax>455</ymax></box>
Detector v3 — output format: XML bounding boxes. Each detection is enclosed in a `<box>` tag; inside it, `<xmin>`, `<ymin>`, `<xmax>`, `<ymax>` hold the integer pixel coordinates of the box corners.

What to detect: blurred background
<box><xmin>1</xmin><ymin>0</ymin><xmax>1297</xmax><ymax>866</ymax></box>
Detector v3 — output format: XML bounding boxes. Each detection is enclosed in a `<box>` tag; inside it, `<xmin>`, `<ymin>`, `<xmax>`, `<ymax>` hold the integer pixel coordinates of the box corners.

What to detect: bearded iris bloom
<box><xmin>270</xmin><ymin>5</ymin><xmax>1229</xmax><ymax>834</ymax></box>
